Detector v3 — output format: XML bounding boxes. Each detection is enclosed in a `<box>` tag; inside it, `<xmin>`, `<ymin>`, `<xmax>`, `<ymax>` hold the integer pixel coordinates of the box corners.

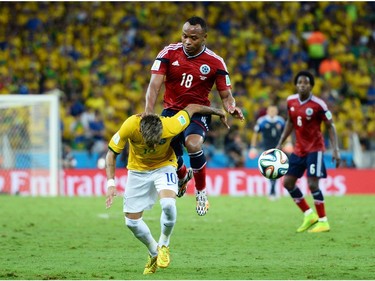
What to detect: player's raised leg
<box><xmin>190</xmin><ymin>156</ymin><xmax>209</xmax><ymax>216</ymax></box>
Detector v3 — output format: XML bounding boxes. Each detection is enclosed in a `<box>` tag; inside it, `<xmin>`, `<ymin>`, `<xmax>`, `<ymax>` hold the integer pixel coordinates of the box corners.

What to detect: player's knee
<box><xmin>283</xmin><ymin>176</ymin><xmax>295</xmax><ymax>190</ymax></box>
<box><xmin>125</xmin><ymin>217</ymin><xmax>141</xmax><ymax>230</ymax></box>
<box><xmin>160</xmin><ymin>198</ymin><xmax>176</xmax><ymax>224</ymax></box>
<box><xmin>185</xmin><ymin>137</ymin><xmax>203</xmax><ymax>152</ymax></box>
<box><xmin>307</xmin><ymin>178</ymin><xmax>319</xmax><ymax>192</ymax></box>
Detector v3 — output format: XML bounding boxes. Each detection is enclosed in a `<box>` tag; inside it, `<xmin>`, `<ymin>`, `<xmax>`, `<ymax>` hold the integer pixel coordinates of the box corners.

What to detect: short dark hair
<box><xmin>140</xmin><ymin>115</ymin><xmax>163</xmax><ymax>148</ymax></box>
<box><xmin>186</xmin><ymin>16</ymin><xmax>207</xmax><ymax>32</ymax></box>
<box><xmin>294</xmin><ymin>71</ymin><xmax>315</xmax><ymax>87</ymax></box>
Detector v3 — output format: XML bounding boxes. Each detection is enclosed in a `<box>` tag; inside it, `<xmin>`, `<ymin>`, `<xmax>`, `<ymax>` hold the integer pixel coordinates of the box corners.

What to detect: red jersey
<box><xmin>151</xmin><ymin>43</ymin><xmax>232</xmax><ymax>110</ymax></box>
<box><xmin>287</xmin><ymin>94</ymin><xmax>333</xmax><ymax>157</ymax></box>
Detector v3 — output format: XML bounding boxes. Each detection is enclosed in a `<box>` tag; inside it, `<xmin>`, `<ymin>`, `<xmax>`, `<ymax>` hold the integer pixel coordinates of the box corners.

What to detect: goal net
<box><xmin>0</xmin><ymin>92</ymin><xmax>61</xmax><ymax>196</ymax></box>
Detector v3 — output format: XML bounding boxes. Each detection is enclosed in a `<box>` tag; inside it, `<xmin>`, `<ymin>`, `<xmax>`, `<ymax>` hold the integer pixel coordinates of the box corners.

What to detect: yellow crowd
<box><xmin>0</xmin><ymin>2</ymin><xmax>374</xmax><ymax>151</ymax></box>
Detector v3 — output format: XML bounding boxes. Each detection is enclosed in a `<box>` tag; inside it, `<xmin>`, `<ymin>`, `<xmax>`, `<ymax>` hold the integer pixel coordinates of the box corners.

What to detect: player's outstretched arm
<box><xmin>143</xmin><ymin>73</ymin><xmax>165</xmax><ymax>116</ymax></box>
<box><xmin>326</xmin><ymin>122</ymin><xmax>341</xmax><ymax>168</ymax></box>
<box><xmin>219</xmin><ymin>89</ymin><xmax>244</xmax><ymax>121</ymax></box>
<box><xmin>276</xmin><ymin>117</ymin><xmax>294</xmax><ymax>150</ymax></box>
<box><xmin>184</xmin><ymin>104</ymin><xmax>230</xmax><ymax>129</ymax></box>
<box><xmin>105</xmin><ymin>149</ymin><xmax>117</xmax><ymax>209</ymax></box>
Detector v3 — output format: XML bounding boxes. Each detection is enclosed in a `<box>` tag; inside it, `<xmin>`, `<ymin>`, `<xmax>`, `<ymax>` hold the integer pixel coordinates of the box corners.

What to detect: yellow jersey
<box><xmin>108</xmin><ymin>110</ymin><xmax>190</xmax><ymax>171</ymax></box>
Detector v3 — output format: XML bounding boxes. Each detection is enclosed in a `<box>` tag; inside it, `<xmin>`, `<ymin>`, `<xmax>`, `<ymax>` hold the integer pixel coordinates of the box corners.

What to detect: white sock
<box><xmin>125</xmin><ymin>217</ymin><xmax>158</xmax><ymax>257</ymax></box>
<box><xmin>158</xmin><ymin>198</ymin><xmax>177</xmax><ymax>247</ymax></box>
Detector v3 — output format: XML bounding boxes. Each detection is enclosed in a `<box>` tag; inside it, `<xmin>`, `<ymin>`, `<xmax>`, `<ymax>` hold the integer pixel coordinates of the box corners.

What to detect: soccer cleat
<box><xmin>196</xmin><ymin>190</ymin><xmax>210</xmax><ymax>216</ymax></box>
<box><xmin>177</xmin><ymin>168</ymin><xmax>193</xmax><ymax>198</ymax></box>
<box><xmin>308</xmin><ymin>221</ymin><xmax>330</xmax><ymax>233</ymax></box>
<box><xmin>296</xmin><ymin>212</ymin><xmax>319</xmax><ymax>232</ymax></box>
<box><xmin>157</xmin><ymin>246</ymin><xmax>170</xmax><ymax>268</ymax></box>
<box><xmin>143</xmin><ymin>255</ymin><xmax>158</xmax><ymax>275</ymax></box>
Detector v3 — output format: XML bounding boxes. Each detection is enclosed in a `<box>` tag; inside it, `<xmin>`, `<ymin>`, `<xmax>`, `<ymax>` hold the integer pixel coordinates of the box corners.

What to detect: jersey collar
<box><xmin>298</xmin><ymin>93</ymin><xmax>312</xmax><ymax>104</ymax></box>
<box><xmin>183</xmin><ymin>45</ymin><xmax>206</xmax><ymax>58</ymax></box>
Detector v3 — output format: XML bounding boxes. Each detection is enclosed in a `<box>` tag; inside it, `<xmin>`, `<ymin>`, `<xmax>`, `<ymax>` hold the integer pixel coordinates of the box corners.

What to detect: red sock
<box><xmin>314</xmin><ymin>201</ymin><xmax>326</xmax><ymax>218</ymax></box>
<box><xmin>293</xmin><ymin>198</ymin><xmax>310</xmax><ymax>213</ymax></box>
<box><xmin>193</xmin><ymin>165</ymin><xmax>206</xmax><ymax>191</ymax></box>
<box><xmin>177</xmin><ymin>165</ymin><xmax>187</xmax><ymax>180</ymax></box>
<box><xmin>289</xmin><ymin>187</ymin><xmax>310</xmax><ymax>213</ymax></box>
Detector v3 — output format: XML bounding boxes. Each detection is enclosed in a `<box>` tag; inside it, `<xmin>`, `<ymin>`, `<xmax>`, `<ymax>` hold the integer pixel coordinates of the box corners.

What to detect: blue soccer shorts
<box><xmin>161</xmin><ymin>108</ymin><xmax>211</xmax><ymax>157</ymax></box>
<box><xmin>286</xmin><ymin>151</ymin><xmax>327</xmax><ymax>178</ymax></box>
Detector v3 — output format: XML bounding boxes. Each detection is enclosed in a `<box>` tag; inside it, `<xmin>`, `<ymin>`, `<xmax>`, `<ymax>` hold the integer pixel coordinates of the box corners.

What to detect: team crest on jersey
<box><xmin>305</xmin><ymin>108</ymin><xmax>313</xmax><ymax>116</ymax></box>
<box><xmin>200</xmin><ymin>64</ymin><xmax>210</xmax><ymax>75</ymax></box>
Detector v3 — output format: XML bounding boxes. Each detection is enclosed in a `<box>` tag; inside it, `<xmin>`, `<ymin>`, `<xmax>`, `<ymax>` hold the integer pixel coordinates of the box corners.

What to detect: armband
<box><xmin>107</xmin><ymin>179</ymin><xmax>116</xmax><ymax>189</ymax></box>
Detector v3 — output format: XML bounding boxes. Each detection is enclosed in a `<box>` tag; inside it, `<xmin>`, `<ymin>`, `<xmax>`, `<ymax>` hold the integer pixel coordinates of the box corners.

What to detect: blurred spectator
<box><xmin>87</xmin><ymin>109</ymin><xmax>106</xmax><ymax>155</ymax></box>
<box><xmin>319</xmin><ymin>53</ymin><xmax>342</xmax><ymax>78</ymax></box>
<box><xmin>0</xmin><ymin>1</ymin><xmax>374</xmax><ymax>158</ymax></box>
<box><xmin>224</xmin><ymin>125</ymin><xmax>246</xmax><ymax>168</ymax></box>
<box><xmin>305</xmin><ymin>28</ymin><xmax>328</xmax><ymax>75</ymax></box>
<box><xmin>366</xmin><ymin>79</ymin><xmax>375</xmax><ymax>106</ymax></box>
<box><xmin>62</xmin><ymin>143</ymin><xmax>77</xmax><ymax>168</ymax></box>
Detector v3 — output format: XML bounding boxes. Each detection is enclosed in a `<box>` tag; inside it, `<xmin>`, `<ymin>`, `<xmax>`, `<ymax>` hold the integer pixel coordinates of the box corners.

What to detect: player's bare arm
<box><xmin>184</xmin><ymin>104</ymin><xmax>230</xmax><ymax>129</ymax></box>
<box><xmin>144</xmin><ymin>73</ymin><xmax>165</xmax><ymax>115</ymax></box>
<box><xmin>219</xmin><ymin>89</ymin><xmax>244</xmax><ymax>120</ymax></box>
<box><xmin>105</xmin><ymin>149</ymin><xmax>117</xmax><ymax>208</ymax></box>
<box><xmin>276</xmin><ymin>117</ymin><xmax>294</xmax><ymax>149</ymax></box>
<box><xmin>326</xmin><ymin>121</ymin><xmax>341</xmax><ymax>168</ymax></box>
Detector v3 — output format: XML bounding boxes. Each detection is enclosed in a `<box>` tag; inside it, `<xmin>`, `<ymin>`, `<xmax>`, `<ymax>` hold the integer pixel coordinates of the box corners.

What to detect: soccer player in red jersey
<box><xmin>276</xmin><ymin>71</ymin><xmax>341</xmax><ymax>233</ymax></box>
<box><xmin>144</xmin><ymin>16</ymin><xmax>244</xmax><ymax>216</ymax></box>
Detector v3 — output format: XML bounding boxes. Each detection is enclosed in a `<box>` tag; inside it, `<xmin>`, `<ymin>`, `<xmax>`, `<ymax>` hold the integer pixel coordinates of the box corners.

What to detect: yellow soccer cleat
<box><xmin>143</xmin><ymin>255</ymin><xmax>158</xmax><ymax>275</ymax></box>
<box><xmin>297</xmin><ymin>212</ymin><xmax>319</xmax><ymax>232</ymax></box>
<box><xmin>308</xmin><ymin>221</ymin><xmax>330</xmax><ymax>233</ymax></box>
<box><xmin>157</xmin><ymin>246</ymin><xmax>170</xmax><ymax>268</ymax></box>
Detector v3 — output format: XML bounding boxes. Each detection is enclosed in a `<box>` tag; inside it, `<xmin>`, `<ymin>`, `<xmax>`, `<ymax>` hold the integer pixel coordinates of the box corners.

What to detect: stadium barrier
<box><xmin>0</xmin><ymin>168</ymin><xmax>373</xmax><ymax>196</ymax></box>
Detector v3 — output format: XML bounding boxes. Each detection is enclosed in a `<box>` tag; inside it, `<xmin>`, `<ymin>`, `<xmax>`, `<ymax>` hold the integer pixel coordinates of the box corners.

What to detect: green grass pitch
<box><xmin>1</xmin><ymin>195</ymin><xmax>374</xmax><ymax>280</ymax></box>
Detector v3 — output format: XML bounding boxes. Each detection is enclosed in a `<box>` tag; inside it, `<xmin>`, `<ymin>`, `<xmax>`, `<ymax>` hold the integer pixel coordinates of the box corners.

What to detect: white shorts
<box><xmin>123</xmin><ymin>166</ymin><xmax>178</xmax><ymax>213</ymax></box>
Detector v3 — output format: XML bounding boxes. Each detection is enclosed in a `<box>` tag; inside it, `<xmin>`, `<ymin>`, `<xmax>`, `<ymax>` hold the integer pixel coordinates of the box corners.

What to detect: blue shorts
<box><xmin>287</xmin><ymin>151</ymin><xmax>327</xmax><ymax>178</ymax></box>
<box><xmin>161</xmin><ymin>108</ymin><xmax>211</xmax><ymax>157</ymax></box>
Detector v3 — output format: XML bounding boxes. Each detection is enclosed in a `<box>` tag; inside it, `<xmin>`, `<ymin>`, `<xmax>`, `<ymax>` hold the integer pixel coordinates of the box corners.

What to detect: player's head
<box><xmin>267</xmin><ymin>105</ymin><xmax>278</xmax><ymax>117</ymax></box>
<box><xmin>182</xmin><ymin>16</ymin><xmax>207</xmax><ymax>56</ymax></box>
<box><xmin>294</xmin><ymin>71</ymin><xmax>314</xmax><ymax>95</ymax></box>
<box><xmin>140</xmin><ymin>115</ymin><xmax>163</xmax><ymax>148</ymax></box>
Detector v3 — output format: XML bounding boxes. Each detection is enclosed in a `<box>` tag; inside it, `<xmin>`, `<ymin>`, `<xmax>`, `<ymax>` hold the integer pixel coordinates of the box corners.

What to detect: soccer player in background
<box><xmin>143</xmin><ymin>16</ymin><xmax>244</xmax><ymax>216</ymax></box>
<box><xmin>105</xmin><ymin>104</ymin><xmax>229</xmax><ymax>274</ymax></box>
<box><xmin>276</xmin><ymin>71</ymin><xmax>341</xmax><ymax>233</ymax></box>
<box><xmin>250</xmin><ymin>105</ymin><xmax>285</xmax><ymax>200</ymax></box>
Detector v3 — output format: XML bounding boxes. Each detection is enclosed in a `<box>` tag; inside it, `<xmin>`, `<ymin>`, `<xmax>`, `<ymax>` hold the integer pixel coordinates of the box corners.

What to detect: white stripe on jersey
<box><xmin>204</xmin><ymin>48</ymin><xmax>228</xmax><ymax>72</ymax></box>
<box><xmin>311</xmin><ymin>95</ymin><xmax>328</xmax><ymax>111</ymax></box>
<box><xmin>287</xmin><ymin>94</ymin><xmax>299</xmax><ymax>102</ymax></box>
<box><xmin>157</xmin><ymin>43</ymin><xmax>183</xmax><ymax>58</ymax></box>
<box><xmin>287</xmin><ymin>94</ymin><xmax>328</xmax><ymax>111</ymax></box>
<box><xmin>156</xmin><ymin>43</ymin><xmax>228</xmax><ymax>72</ymax></box>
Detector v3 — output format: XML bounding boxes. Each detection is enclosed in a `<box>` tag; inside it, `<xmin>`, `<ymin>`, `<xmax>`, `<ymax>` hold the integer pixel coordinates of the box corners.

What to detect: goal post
<box><xmin>0</xmin><ymin>92</ymin><xmax>61</xmax><ymax>196</ymax></box>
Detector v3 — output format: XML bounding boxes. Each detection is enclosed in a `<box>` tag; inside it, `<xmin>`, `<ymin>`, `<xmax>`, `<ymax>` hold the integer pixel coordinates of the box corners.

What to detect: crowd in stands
<box><xmin>1</xmin><ymin>2</ymin><xmax>375</xmax><ymax>165</ymax></box>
